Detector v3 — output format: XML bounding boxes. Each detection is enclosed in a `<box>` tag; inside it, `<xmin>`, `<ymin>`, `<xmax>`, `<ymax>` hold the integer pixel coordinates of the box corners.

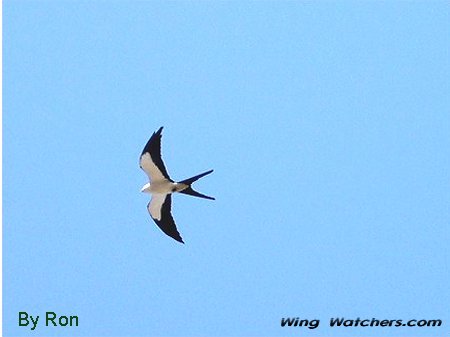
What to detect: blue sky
<box><xmin>3</xmin><ymin>2</ymin><xmax>449</xmax><ymax>336</ymax></box>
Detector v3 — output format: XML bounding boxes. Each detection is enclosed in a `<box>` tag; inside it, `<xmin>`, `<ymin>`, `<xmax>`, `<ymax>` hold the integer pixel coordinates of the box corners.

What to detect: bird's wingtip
<box><xmin>152</xmin><ymin>126</ymin><xmax>164</xmax><ymax>137</ymax></box>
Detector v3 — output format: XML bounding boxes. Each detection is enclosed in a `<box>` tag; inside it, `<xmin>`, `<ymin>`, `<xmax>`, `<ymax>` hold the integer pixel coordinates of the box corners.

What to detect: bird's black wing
<box><xmin>147</xmin><ymin>194</ymin><xmax>184</xmax><ymax>244</ymax></box>
<box><xmin>140</xmin><ymin>127</ymin><xmax>173</xmax><ymax>182</ymax></box>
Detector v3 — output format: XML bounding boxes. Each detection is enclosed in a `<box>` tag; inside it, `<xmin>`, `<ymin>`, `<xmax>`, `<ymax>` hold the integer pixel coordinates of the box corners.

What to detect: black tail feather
<box><xmin>177</xmin><ymin>170</ymin><xmax>214</xmax><ymax>200</ymax></box>
<box><xmin>178</xmin><ymin>169</ymin><xmax>214</xmax><ymax>185</ymax></box>
<box><xmin>179</xmin><ymin>186</ymin><xmax>215</xmax><ymax>200</ymax></box>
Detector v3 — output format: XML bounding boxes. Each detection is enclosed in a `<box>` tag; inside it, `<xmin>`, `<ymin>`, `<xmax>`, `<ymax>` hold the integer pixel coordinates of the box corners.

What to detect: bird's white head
<box><xmin>141</xmin><ymin>183</ymin><xmax>151</xmax><ymax>193</ymax></box>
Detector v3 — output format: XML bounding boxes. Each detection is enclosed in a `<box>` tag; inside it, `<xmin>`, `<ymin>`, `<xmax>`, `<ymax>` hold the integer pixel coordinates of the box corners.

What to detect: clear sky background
<box><xmin>3</xmin><ymin>2</ymin><xmax>449</xmax><ymax>336</ymax></box>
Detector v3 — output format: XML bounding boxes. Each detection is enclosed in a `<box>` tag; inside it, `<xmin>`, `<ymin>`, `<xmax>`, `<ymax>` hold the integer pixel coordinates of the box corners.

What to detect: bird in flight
<box><xmin>140</xmin><ymin>127</ymin><xmax>214</xmax><ymax>243</ymax></box>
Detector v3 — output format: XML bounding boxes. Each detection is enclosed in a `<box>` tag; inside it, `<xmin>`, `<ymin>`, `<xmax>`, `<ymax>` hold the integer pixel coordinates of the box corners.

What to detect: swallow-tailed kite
<box><xmin>140</xmin><ymin>127</ymin><xmax>214</xmax><ymax>243</ymax></box>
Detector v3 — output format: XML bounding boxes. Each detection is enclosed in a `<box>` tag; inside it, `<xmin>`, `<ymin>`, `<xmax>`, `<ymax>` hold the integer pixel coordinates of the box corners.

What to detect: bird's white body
<box><xmin>141</xmin><ymin>181</ymin><xmax>187</xmax><ymax>194</ymax></box>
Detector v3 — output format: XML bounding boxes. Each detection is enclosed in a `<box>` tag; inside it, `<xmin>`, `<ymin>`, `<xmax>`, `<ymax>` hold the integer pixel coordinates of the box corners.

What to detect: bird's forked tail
<box><xmin>178</xmin><ymin>169</ymin><xmax>215</xmax><ymax>200</ymax></box>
